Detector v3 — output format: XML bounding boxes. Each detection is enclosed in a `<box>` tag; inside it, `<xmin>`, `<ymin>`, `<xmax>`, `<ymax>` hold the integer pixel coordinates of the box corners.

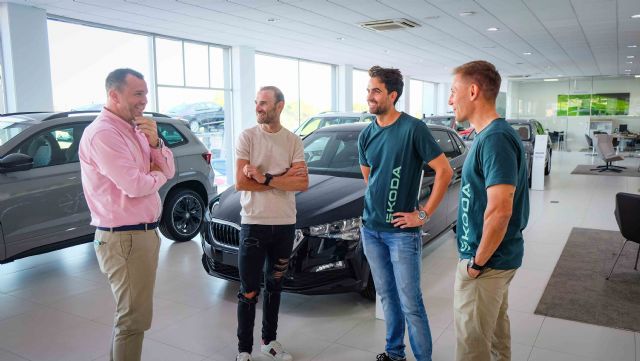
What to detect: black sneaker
<box><xmin>376</xmin><ymin>353</ymin><xmax>406</xmax><ymax>361</ymax></box>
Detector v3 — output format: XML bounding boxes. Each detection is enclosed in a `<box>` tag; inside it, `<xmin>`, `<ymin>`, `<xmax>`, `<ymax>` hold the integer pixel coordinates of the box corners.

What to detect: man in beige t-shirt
<box><xmin>234</xmin><ymin>86</ymin><xmax>309</xmax><ymax>361</ymax></box>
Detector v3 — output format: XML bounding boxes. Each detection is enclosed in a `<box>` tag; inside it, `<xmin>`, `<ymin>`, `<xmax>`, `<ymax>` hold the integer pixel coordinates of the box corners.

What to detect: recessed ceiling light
<box><xmin>459</xmin><ymin>11</ymin><xmax>475</xmax><ymax>16</ymax></box>
<box><xmin>544</xmin><ymin>78</ymin><xmax>559</xmax><ymax>82</ymax></box>
<box><xmin>487</xmin><ymin>27</ymin><xmax>500</xmax><ymax>31</ymax></box>
<box><xmin>625</xmin><ymin>69</ymin><xmax>631</xmax><ymax>72</ymax></box>
<box><xmin>266</xmin><ymin>18</ymin><xmax>280</xmax><ymax>22</ymax></box>
<box><xmin>631</xmin><ymin>14</ymin><xmax>640</xmax><ymax>19</ymax></box>
<box><xmin>627</xmin><ymin>55</ymin><xmax>635</xmax><ymax>59</ymax></box>
<box><xmin>523</xmin><ymin>52</ymin><xmax>532</xmax><ymax>55</ymax></box>
<box><xmin>627</xmin><ymin>61</ymin><xmax>634</xmax><ymax>64</ymax></box>
<box><xmin>336</xmin><ymin>37</ymin><xmax>345</xmax><ymax>41</ymax></box>
<box><xmin>628</xmin><ymin>45</ymin><xmax>638</xmax><ymax>48</ymax></box>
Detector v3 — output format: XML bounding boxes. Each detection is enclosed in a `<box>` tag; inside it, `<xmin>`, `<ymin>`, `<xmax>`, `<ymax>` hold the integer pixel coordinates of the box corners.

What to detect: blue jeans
<box><xmin>361</xmin><ymin>226</ymin><xmax>432</xmax><ymax>361</ymax></box>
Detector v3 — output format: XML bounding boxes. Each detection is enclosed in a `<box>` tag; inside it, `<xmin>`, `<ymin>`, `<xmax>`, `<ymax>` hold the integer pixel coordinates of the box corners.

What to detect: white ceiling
<box><xmin>12</xmin><ymin>0</ymin><xmax>640</xmax><ymax>83</ymax></box>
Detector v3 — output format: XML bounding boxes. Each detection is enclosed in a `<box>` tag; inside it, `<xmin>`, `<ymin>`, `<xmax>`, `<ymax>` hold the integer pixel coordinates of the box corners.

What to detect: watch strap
<box><xmin>263</xmin><ymin>173</ymin><xmax>273</xmax><ymax>186</ymax></box>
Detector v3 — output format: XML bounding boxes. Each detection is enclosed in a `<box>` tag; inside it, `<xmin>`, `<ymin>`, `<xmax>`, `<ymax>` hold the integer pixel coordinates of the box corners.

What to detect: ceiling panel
<box><xmin>9</xmin><ymin>0</ymin><xmax>640</xmax><ymax>82</ymax></box>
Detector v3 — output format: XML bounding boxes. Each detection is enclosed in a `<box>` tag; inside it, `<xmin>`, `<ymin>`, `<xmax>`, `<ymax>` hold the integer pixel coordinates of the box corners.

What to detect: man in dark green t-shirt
<box><xmin>358</xmin><ymin>66</ymin><xmax>453</xmax><ymax>361</ymax></box>
<box><xmin>449</xmin><ymin>60</ymin><xmax>529</xmax><ymax>361</ymax></box>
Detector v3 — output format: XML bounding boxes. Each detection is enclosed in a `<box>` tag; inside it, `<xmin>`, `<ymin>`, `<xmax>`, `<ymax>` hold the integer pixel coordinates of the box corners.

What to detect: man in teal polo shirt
<box><xmin>448</xmin><ymin>60</ymin><xmax>529</xmax><ymax>361</ymax></box>
<box><xmin>358</xmin><ymin>65</ymin><xmax>453</xmax><ymax>361</ymax></box>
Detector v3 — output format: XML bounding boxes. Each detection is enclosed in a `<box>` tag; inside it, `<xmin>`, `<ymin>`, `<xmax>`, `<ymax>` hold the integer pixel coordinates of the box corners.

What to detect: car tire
<box><xmin>159</xmin><ymin>188</ymin><xmax>205</xmax><ymax>242</ymax></box>
<box><xmin>189</xmin><ymin>121</ymin><xmax>200</xmax><ymax>132</ymax></box>
<box><xmin>360</xmin><ymin>272</ymin><xmax>376</xmax><ymax>301</ymax></box>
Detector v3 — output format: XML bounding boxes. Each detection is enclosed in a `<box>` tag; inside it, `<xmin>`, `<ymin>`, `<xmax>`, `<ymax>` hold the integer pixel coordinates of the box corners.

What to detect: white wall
<box><xmin>508</xmin><ymin>77</ymin><xmax>640</xmax><ymax>151</ymax></box>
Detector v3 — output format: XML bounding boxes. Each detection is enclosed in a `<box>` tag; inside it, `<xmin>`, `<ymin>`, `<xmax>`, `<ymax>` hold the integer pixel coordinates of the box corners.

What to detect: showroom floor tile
<box><xmin>0</xmin><ymin>151</ymin><xmax>639</xmax><ymax>361</ymax></box>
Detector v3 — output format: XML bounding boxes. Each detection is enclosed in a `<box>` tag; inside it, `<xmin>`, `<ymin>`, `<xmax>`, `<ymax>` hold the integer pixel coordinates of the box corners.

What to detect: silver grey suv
<box><xmin>0</xmin><ymin>111</ymin><xmax>217</xmax><ymax>263</ymax></box>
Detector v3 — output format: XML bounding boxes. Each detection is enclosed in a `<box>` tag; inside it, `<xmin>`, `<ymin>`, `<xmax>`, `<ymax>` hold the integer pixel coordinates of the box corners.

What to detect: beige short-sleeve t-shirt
<box><xmin>236</xmin><ymin>125</ymin><xmax>305</xmax><ymax>225</ymax></box>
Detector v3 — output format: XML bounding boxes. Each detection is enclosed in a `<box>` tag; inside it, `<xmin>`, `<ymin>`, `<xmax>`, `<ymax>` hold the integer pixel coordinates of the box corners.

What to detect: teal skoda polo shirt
<box><xmin>358</xmin><ymin>112</ymin><xmax>442</xmax><ymax>233</ymax></box>
<box><xmin>457</xmin><ymin>118</ymin><xmax>529</xmax><ymax>269</ymax></box>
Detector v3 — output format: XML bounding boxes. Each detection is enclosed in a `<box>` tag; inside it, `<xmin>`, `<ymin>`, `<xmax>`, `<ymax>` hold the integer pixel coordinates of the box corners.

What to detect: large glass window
<box><xmin>155</xmin><ymin>38</ymin><xmax>231</xmax><ymax>187</ymax></box>
<box><xmin>352</xmin><ymin>69</ymin><xmax>369</xmax><ymax>112</ymax></box>
<box><xmin>255</xmin><ymin>54</ymin><xmax>333</xmax><ymax>131</ymax></box>
<box><xmin>409</xmin><ymin>79</ymin><xmax>437</xmax><ymax>119</ymax></box>
<box><xmin>47</xmin><ymin>20</ymin><xmax>151</xmax><ymax>111</ymax></box>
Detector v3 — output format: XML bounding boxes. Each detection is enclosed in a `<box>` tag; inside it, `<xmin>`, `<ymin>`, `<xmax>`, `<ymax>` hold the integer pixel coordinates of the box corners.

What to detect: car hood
<box><xmin>211</xmin><ymin>173</ymin><xmax>365</xmax><ymax>228</ymax></box>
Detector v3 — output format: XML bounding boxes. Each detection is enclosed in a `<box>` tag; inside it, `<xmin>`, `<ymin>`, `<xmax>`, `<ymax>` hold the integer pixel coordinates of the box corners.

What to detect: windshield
<box><xmin>303</xmin><ymin>130</ymin><xmax>362</xmax><ymax>178</ymax></box>
<box><xmin>0</xmin><ymin>119</ymin><xmax>31</xmax><ymax>147</ymax></box>
<box><xmin>510</xmin><ymin>124</ymin><xmax>531</xmax><ymax>141</ymax></box>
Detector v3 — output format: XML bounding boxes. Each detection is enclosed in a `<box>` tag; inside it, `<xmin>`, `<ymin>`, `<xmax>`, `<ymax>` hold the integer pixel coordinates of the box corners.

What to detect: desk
<box><xmin>612</xmin><ymin>133</ymin><xmax>638</xmax><ymax>152</ymax></box>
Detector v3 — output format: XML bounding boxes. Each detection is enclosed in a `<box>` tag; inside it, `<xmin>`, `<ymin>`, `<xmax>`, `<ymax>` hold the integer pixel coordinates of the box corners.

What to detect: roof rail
<box><xmin>42</xmin><ymin>110</ymin><xmax>171</xmax><ymax>121</ymax></box>
<box><xmin>0</xmin><ymin>111</ymin><xmax>50</xmax><ymax>117</ymax></box>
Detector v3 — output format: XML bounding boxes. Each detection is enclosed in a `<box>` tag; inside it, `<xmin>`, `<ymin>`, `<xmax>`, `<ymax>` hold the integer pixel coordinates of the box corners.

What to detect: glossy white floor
<box><xmin>0</xmin><ymin>151</ymin><xmax>639</xmax><ymax>361</ymax></box>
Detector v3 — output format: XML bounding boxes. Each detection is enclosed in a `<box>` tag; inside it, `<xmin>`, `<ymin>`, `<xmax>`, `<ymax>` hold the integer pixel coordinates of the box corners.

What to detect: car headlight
<box><xmin>307</xmin><ymin>217</ymin><xmax>361</xmax><ymax>241</ymax></box>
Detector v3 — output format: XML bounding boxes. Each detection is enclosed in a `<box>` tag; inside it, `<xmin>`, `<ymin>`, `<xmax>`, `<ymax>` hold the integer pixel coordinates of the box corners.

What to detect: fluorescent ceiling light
<box><xmin>544</xmin><ymin>78</ymin><xmax>559</xmax><ymax>82</ymax></box>
<box><xmin>266</xmin><ymin>18</ymin><xmax>280</xmax><ymax>22</ymax></box>
<box><xmin>336</xmin><ymin>37</ymin><xmax>345</xmax><ymax>40</ymax></box>
<box><xmin>632</xmin><ymin>14</ymin><xmax>640</xmax><ymax>19</ymax></box>
<box><xmin>487</xmin><ymin>27</ymin><xmax>499</xmax><ymax>31</ymax></box>
<box><xmin>628</xmin><ymin>45</ymin><xmax>638</xmax><ymax>48</ymax></box>
<box><xmin>627</xmin><ymin>61</ymin><xmax>634</xmax><ymax>64</ymax></box>
<box><xmin>460</xmin><ymin>11</ymin><xmax>475</xmax><ymax>16</ymax></box>
<box><xmin>523</xmin><ymin>52</ymin><xmax>532</xmax><ymax>55</ymax></box>
<box><xmin>627</xmin><ymin>55</ymin><xmax>635</xmax><ymax>59</ymax></box>
<box><xmin>635</xmin><ymin>75</ymin><xmax>640</xmax><ymax>78</ymax></box>
<box><xmin>624</xmin><ymin>69</ymin><xmax>631</xmax><ymax>72</ymax></box>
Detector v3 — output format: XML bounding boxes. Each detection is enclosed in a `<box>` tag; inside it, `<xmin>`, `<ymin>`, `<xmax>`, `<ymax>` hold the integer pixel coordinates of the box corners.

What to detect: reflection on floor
<box><xmin>0</xmin><ymin>152</ymin><xmax>638</xmax><ymax>361</ymax></box>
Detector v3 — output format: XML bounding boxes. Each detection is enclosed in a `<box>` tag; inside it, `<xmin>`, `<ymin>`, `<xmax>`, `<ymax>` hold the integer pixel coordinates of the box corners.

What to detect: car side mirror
<box><xmin>0</xmin><ymin>153</ymin><xmax>34</xmax><ymax>173</ymax></box>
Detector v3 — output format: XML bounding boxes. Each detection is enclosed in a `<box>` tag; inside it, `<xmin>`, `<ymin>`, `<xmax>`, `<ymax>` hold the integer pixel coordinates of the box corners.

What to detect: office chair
<box><xmin>607</xmin><ymin>192</ymin><xmax>640</xmax><ymax>280</ymax></box>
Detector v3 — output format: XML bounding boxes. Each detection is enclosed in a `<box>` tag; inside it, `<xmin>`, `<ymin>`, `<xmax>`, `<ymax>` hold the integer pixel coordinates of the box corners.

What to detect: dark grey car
<box><xmin>201</xmin><ymin>123</ymin><xmax>467</xmax><ymax>299</ymax></box>
<box><xmin>0</xmin><ymin>111</ymin><xmax>217</xmax><ymax>263</ymax></box>
<box><xmin>466</xmin><ymin>118</ymin><xmax>552</xmax><ymax>185</ymax></box>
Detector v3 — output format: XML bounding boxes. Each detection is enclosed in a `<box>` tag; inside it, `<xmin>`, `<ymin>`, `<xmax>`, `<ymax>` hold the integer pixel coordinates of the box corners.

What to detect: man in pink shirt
<box><xmin>79</xmin><ymin>68</ymin><xmax>175</xmax><ymax>361</ymax></box>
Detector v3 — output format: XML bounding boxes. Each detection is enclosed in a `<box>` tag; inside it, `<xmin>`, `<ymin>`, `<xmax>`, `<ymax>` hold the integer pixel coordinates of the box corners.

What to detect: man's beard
<box><xmin>369</xmin><ymin>102</ymin><xmax>388</xmax><ymax>115</ymax></box>
<box><xmin>257</xmin><ymin>111</ymin><xmax>273</xmax><ymax>124</ymax></box>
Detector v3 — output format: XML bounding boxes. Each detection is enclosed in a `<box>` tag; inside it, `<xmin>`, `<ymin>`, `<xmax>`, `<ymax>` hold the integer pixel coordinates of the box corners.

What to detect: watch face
<box><xmin>418</xmin><ymin>210</ymin><xmax>427</xmax><ymax>220</ymax></box>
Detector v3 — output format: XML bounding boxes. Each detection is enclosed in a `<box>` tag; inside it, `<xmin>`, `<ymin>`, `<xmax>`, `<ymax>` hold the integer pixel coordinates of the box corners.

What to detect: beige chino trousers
<box><xmin>95</xmin><ymin>229</ymin><xmax>160</xmax><ymax>361</ymax></box>
<box><xmin>454</xmin><ymin>259</ymin><xmax>517</xmax><ymax>361</ymax></box>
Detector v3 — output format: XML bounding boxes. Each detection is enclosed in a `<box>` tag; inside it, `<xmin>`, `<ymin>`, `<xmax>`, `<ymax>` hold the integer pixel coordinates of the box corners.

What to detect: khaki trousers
<box><xmin>453</xmin><ymin>259</ymin><xmax>516</xmax><ymax>361</ymax></box>
<box><xmin>95</xmin><ymin>229</ymin><xmax>160</xmax><ymax>361</ymax></box>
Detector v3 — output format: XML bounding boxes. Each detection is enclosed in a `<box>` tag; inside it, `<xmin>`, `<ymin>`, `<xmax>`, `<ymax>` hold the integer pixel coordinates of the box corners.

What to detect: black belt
<box><xmin>97</xmin><ymin>222</ymin><xmax>159</xmax><ymax>232</ymax></box>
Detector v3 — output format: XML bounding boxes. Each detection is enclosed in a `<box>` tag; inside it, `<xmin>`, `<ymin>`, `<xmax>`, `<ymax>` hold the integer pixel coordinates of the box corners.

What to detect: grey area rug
<box><xmin>534</xmin><ymin>227</ymin><xmax>640</xmax><ymax>332</ymax></box>
<box><xmin>571</xmin><ymin>164</ymin><xmax>640</xmax><ymax>177</ymax></box>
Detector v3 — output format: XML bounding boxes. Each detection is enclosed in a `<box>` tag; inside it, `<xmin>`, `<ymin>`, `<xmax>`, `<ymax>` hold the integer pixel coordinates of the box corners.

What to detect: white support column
<box><xmin>0</xmin><ymin>2</ymin><xmax>53</xmax><ymax>112</ymax></box>
<box><xmin>397</xmin><ymin>75</ymin><xmax>411</xmax><ymax>113</ymax></box>
<box><xmin>228</xmin><ymin>46</ymin><xmax>256</xmax><ymax>181</ymax></box>
<box><xmin>436</xmin><ymin>82</ymin><xmax>451</xmax><ymax>115</ymax></box>
<box><xmin>337</xmin><ymin>64</ymin><xmax>353</xmax><ymax>112</ymax></box>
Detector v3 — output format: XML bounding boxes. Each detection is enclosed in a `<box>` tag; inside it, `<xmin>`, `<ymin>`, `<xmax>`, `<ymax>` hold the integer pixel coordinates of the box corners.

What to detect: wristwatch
<box><xmin>467</xmin><ymin>257</ymin><xmax>487</xmax><ymax>272</ymax></box>
<box><xmin>417</xmin><ymin>209</ymin><xmax>429</xmax><ymax>222</ymax></box>
<box><xmin>263</xmin><ymin>173</ymin><xmax>273</xmax><ymax>186</ymax></box>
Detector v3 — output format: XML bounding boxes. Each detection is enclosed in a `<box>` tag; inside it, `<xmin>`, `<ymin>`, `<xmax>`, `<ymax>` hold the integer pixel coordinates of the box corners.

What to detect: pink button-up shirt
<box><xmin>79</xmin><ymin>109</ymin><xmax>176</xmax><ymax>227</ymax></box>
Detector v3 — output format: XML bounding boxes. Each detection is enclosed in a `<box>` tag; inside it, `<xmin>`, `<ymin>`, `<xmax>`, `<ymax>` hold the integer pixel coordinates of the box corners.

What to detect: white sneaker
<box><xmin>236</xmin><ymin>352</ymin><xmax>252</xmax><ymax>361</ymax></box>
<box><xmin>261</xmin><ymin>340</ymin><xmax>293</xmax><ymax>361</ymax></box>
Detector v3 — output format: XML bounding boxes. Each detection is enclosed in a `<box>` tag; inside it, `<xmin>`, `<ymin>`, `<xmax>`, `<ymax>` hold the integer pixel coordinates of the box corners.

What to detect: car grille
<box><xmin>210</xmin><ymin>219</ymin><xmax>240</xmax><ymax>248</ymax></box>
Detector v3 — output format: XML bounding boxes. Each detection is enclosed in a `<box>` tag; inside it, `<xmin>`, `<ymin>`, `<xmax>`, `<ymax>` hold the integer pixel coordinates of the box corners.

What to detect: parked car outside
<box><xmin>294</xmin><ymin>111</ymin><xmax>375</xmax><ymax>137</ymax></box>
<box><xmin>423</xmin><ymin>115</ymin><xmax>472</xmax><ymax>136</ymax></box>
<box><xmin>201</xmin><ymin>123</ymin><xmax>467</xmax><ymax>300</ymax></box>
<box><xmin>466</xmin><ymin>118</ymin><xmax>552</xmax><ymax>185</ymax></box>
<box><xmin>0</xmin><ymin>111</ymin><xmax>217</xmax><ymax>263</ymax></box>
<box><xmin>166</xmin><ymin>101</ymin><xmax>225</xmax><ymax>132</ymax></box>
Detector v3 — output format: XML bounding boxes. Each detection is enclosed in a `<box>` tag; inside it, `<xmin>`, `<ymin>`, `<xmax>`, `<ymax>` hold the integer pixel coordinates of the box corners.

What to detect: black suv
<box><xmin>201</xmin><ymin>123</ymin><xmax>467</xmax><ymax>299</ymax></box>
<box><xmin>0</xmin><ymin>111</ymin><xmax>217</xmax><ymax>263</ymax></box>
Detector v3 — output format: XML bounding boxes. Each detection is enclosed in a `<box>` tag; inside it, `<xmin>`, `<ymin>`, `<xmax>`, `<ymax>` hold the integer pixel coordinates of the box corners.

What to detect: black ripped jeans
<box><xmin>237</xmin><ymin>224</ymin><xmax>295</xmax><ymax>353</ymax></box>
